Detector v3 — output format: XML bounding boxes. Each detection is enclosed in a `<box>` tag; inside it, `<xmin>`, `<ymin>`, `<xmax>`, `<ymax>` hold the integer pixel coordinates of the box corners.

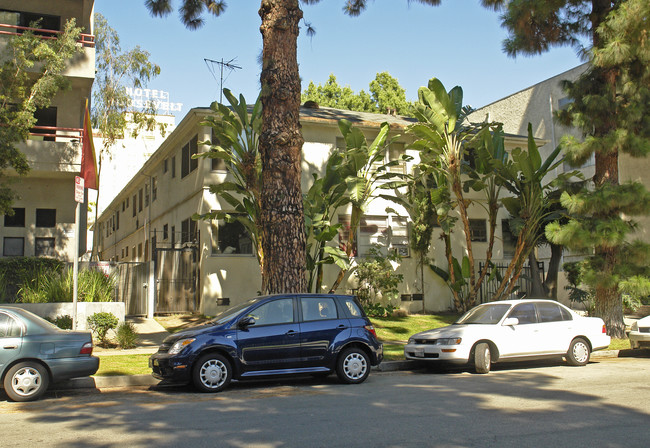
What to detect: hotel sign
<box><xmin>126</xmin><ymin>87</ymin><xmax>183</xmax><ymax>113</ymax></box>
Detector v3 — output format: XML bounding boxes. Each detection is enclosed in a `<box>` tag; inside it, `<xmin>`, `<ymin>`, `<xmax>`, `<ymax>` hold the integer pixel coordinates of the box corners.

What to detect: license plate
<box><xmin>414</xmin><ymin>348</ymin><xmax>424</xmax><ymax>358</ymax></box>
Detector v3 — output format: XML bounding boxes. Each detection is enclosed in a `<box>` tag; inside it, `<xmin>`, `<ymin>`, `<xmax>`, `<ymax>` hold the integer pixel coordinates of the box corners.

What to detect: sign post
<box><xmin>73</xmin><ymin>176</ymin><xmax>84</xmax><ymax>330</ymax></box>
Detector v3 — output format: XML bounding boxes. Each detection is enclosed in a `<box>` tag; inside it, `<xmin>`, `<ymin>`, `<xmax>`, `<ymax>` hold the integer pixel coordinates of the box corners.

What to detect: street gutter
<box><xmin>52</xmin><ymin>348</ymin><xmax>649</xmax><ymax>391</ymax></box>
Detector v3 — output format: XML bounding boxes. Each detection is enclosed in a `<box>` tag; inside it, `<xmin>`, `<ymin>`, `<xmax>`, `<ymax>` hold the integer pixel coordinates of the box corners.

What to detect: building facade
<box><xmin>96</xmin><ymin>105</ymin><xmax>532</xmax><ymax>316</ymax></box>
<box><xmin>0</xmin><ymin>0</ymin><xmax>95</xmax><ymax>261</ymax></box>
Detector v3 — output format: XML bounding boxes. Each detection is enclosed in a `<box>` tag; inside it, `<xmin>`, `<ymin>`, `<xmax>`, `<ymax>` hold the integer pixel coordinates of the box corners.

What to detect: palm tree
<box><xmin>144</xmin><ymin>0</ymin><xmax>443</xmax><ymax>294</ymax></box>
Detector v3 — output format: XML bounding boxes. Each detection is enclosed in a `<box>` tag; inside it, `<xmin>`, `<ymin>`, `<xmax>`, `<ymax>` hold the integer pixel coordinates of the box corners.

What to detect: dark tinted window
<box><xmin>35</xmin><ymin>208</ymin><xmax>56</xmax><ymax>227</ymax></box>
<box><xmin>4</xmin><ymin>208</ymin><xmax>25</xmax><ymax>227</ymax></box>
<box><xmin>301</xmin><ymin>297</ymin><xmax>338</xmax><ymax>321</ymax></box>
<box><xmin>508</xmin><ymin>303</ymin><xmax>538</xmax><ymax>325</ymax></box>
<box><xmin>536</xmin><ymin>302</ymin><xmax>565</xmax><ymax>323</ymax></box>
<box><xmin>246</xmin><ymin>298</ymin><xmax>294</xmax><ymax>326</ymax></box>
<box><xmin>3</xmin><ymin>237</ymin><xmax>24</xmax><ymax>256</ymax></box>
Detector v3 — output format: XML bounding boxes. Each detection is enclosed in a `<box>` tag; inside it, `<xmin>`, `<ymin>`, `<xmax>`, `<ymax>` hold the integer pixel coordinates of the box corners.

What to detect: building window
<box><xmin>171</xmin><ymin>156</ymin><xmax>176</xmax><ymax>178</ymax></box>
<box><xmin>125</xmin><ymin>246</ymin><xmax>129</xmax><ymax>257</ymax></box>
<box><xmin>35</xmin><ymin>238</ymin><xmax>55</xmax><ymax>257</ymax></box>
<box><xmin>163</xmin><ymin>224</ymin><xmax>169</xmax><ymax>240</ymax></box>
<box><xmin>152</xmin><ymin>177</ymin><xmax>157</xmax><ymax>201</ymax></box>
<box><xmin>144</xmin><ymin>184</ymin><xmax>150</xmax><ymax>207</ymax></box>
<box><xmin>181</xmin><ymin>135</ymin><xmax>199</xmax><ymax>178</ymax></box>
<box><xmin>469</xmin><ymin>219</ymin><xmax>487</xmax><ymax>242</ymax></box>
<box><xmin>31</xmin><ymin>107</ymin><xmax>57</xmax><ymax>141</ymax></box>
<box><xmin>163</xmin><ymin>158</ymin><xmax>168</xmax><ymax>173</ymax></box>
<box><xmin>338</xmin><ymin>214</ymin><xmax>409</xmax><ymax>257</ymax></box>
<box><xmin>502</xmin><ymin>219</ymin><xmax>517</xmax><ymax>258</ymax></box>
<box><xmin>126</xmin><ymin>197</ymin><xmax>129</xmax><ymax>208</ymax></box>
<box><xmin>138</xmin><ymin>189</ymin><xmax>143</xmax><ymax>212</ymax></box>
<box><xmin>138</xmin><ymin>243</ymin><xmax>143</xmax><ymax>259</ymax></box>
<box><xmin>3</xmin><ymin>237</ymin><xmax>24</xmax><ymax>256</ymax></box>
<box><xmin>181</xmin><ymin>218</ymin><xmax>198</xmax><ymax>244</ymax></box>
<box><xmin>211</xmin><ymin>215</ymin><xmax>253</xmax><ymax>255</ymax></box>
<box><xmin>132</xmin><ymin>194</ymin><xmax>137</xmax><ymax>217</ymax></box>
<box><xmin>115</xmin><ymin>210</ymin><xmax>119</xmax><ymax>230</ymax></box>
<box><xmin>4</xmin><ymin>208</ymin><xmax>25</xmax><ymax>227</ymax></box>
<box><xmin>171</xmin><ymin>226</ymin><xmax>176</xmax><ymax>247</ymax></box>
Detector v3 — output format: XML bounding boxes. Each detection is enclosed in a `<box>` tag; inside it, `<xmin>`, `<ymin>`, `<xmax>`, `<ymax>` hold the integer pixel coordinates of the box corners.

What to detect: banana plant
<box><xmin>328</xmin><ymin>119</ymin><xmax>410</xmax><ymax>293</ymax></box>
<box><xmin>193</xmin><ymin>89</ymin><xmax>264</xmax><ymax>275</ymax></box>
<box><xmin>491</xmin><ymin>123</ymin><xmax>576</xmax><ymax>300</ymax></box>
<box><xmin>407</xmin><ymin>77</ymin><xmax>497</xmax><ymax>311</ymax></box>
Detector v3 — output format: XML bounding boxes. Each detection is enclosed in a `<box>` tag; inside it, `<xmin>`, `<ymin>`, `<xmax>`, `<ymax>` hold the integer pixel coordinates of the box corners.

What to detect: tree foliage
<box><xmin>302</xmin><ymin>72</ymin><xmax>412</xmax><ymax>115</ymax></box>
<box><xmin>0</xmin><ymin>19</ymin><xmax>82</xmax><ymax>215</ymax></box>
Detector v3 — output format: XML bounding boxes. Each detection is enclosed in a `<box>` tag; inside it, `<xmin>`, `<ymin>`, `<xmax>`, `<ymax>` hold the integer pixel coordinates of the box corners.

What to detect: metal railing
<box><xmin>477</xmin><ymin>260</ymin><xmax>545</xmax><ymax>303</ymax></box>
<box><xmin>28</xmin><ymin>125</ymin><xmax>84</xmax><ymax>143</ymax></box>
<box><xmin>0</xmin><ymin>23</ymin><xmax>95</xmax><ymax>47</ymax></box>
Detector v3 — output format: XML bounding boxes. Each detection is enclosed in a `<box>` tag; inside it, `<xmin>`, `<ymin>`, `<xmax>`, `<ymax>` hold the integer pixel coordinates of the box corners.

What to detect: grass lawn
<box><xmin>94</xmin><ymin>354</ymin><xmax>151</xmax><ymax>376</ymax></box>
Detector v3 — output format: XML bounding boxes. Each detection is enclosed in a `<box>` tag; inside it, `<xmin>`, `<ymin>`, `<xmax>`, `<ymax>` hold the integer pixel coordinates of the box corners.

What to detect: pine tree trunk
<box><xmin>258</xmin><ymin>0</ymin><xmax>307</xmax><ymax>294</ymax></box>
<box><xmin>544</xmin><ymin>243</ymin><xmax>563</xmax><ymax>299</ymax></box>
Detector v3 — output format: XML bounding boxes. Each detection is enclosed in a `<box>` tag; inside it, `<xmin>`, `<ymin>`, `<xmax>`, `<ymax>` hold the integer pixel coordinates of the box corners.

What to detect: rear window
<box><xmin>343</xmin><ymin>298</ymin><xmax>363</xmax><ymax>318</ymax></box>
<box><xmin>0</xmin><ymin>313</ymin><xmax>21</xmax><ymax>338</ymax></box>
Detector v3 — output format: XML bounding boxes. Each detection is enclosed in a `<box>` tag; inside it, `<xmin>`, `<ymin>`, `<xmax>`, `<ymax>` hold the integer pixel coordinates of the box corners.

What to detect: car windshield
<box><xmin>210</xmin><ymin>297</ymin><xmax>262</xmax><ymax>325</ymax></box>
<box><xmin>455</xmin><ymin>304</ymin><xmax>511</xmax><ymax>325</ymax></box>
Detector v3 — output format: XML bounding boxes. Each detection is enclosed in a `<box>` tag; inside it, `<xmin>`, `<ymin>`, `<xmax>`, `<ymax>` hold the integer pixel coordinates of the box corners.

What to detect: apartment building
<box><xmin>96</xmin><ymin>105</ymin><xmax>532</xmax><ymax>316</ymax></box>
<box><xmin>0</xmin><ymin>0</ymin><xmax>95</xmax><ymax>261</ymax></box>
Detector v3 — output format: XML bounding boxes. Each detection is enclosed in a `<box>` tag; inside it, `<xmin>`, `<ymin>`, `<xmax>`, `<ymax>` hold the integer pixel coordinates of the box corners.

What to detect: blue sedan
<box><xmin>150</xmin><ymin>294</ymin><xmax>383</xmax><ymax>392</ymax></box>
<box><xmin>0</xmin><ymin>306</ymin><xmax>99</xmax><ymax>402</ymax></box>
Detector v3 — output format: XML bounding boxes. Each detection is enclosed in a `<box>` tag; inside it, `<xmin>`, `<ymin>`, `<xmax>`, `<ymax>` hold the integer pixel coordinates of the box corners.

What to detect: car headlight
<box><xmin>630</xmin><ymin>322</ymin><xmax>638</xmax><ymax>331</ymax></box>
<box><xmin>168</xmin><ymin>338</ymin><xmax>195</xmax><ymax>355</ymax></box>
<box><xmin>436</xmin><ymin>338</ymin><xmax>462</xmax><ymax>345</ymax></box>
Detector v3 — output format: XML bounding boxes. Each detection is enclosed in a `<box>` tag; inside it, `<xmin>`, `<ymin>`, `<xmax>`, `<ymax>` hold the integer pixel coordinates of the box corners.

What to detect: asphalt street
<box><xmin>1</xmin><ymin>357</ymin><xmax>648</xmax><ymax>448</ymax></box>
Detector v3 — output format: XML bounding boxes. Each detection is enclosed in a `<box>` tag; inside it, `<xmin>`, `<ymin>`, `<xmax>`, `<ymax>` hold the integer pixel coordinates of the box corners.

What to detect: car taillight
<box><xmin>602</xmin><ymin>324</ymin><xmax>607</xmax><ymax>334</ymax></box>
<box><xmin>80</xmin><ymin>342</ymin><xmax>94</xmax><ymax>355</ymax></box>
<box><xmin>364</xmin><ymin>325</ymin><xmax>377</xmax><ymax>337</ymax></box>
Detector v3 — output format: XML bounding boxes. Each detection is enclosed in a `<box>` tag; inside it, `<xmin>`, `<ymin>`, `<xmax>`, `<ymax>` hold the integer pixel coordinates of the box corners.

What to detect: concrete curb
<box><xmin>52</xmin><ymin>349</ymin><xmax>649</xmax><ymax>391</ymax></box>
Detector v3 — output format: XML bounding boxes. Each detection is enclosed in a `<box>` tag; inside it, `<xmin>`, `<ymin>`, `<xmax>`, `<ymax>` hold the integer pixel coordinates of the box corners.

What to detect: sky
<box><xmin>95</xmin><ymin>0</ymin><xmax>584</xmax><ymax>120</ymax></box>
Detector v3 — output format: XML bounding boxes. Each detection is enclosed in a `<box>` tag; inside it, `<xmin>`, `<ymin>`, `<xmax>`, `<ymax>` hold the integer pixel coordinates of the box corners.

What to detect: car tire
<box><xmin>473</xmin><ymin>342</ymin><xmax>491</xmax><ymax>374</ymax></box>
<box><xmin>192</xmin><ymin>353</ymin><xmax>232</xmax><ymax>393</ymax></box>
<box><xmin>566</xmin><ymin>337</ymin><xmax>591</xmax><ymax>366</ymax></box>
<box><xmin>3</xmin><ymin>361</ymin><xmax>50</xmax><ymax>402</ymax></box>
<box><xmin>336</xmin><ymin>347</ymin><xmax>370</xmax><ymax>384</ymax></box>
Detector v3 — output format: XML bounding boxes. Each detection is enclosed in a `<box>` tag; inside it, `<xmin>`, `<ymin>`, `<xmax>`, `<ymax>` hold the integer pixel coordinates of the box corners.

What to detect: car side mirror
<box><xmin>238</xmin><ymin>316</ymin><xmax>256</xmax><ymax>329</ymax></box>
<box><xmin>503</xmin><ymin>317</ymin><xmax>519</xmax><ymax>326</ymax></box>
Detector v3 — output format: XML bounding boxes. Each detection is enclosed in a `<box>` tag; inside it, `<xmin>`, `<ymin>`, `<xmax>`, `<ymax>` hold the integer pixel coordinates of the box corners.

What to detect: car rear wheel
<box><xmin>193</xmin><ymin>353</ymin><xmax>232</xmax><ymax>393</ymax></box>
<box><xmin>474</xmin><ymin>342</ymin><xmax>491</xmax><ymax>374</ymax></box>
<box><xmin>4</xmin><ymin>362</ymin><xmax>50</xmax><ymax>402</ymax></box>
<box><xmin>566</xmin><ymin>338</ymin><xmax>591</xmax><ymax>366</ymax></box>
<box><xmin>336</xmin><ymin>348</ymin><xmax>370</xmax><ymax>384</ymax></box>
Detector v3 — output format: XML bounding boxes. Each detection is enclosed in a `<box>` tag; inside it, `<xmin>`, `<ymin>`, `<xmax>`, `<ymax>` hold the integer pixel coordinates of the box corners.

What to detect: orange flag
<box><xmin>81</xmin><ymin>99</ymin><xmax>98</xmax><ymax>190</ymax></box>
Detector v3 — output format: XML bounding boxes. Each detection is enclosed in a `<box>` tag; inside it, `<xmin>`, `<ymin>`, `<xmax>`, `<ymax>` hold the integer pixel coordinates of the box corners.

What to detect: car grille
<box><xmin>406</xmin><ymin>351</ymin><xmax>440</xmax><ymax>359</ymax></box>
<box><xmin>639</xmin><ymin>327</ymin><xmax>650</xmax><ymax>334</ymax></box>
<box><xmin>411</xmin><ymin>339</ymin><xmax>437</xmax><ymax>345</ymax></box>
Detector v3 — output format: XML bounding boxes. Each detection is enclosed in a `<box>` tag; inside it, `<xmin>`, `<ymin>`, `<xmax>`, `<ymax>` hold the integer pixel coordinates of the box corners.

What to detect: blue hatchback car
<box><xmin>149</xmin><ymin>294</ymin><xmax>383</xmax><ymax>392</ymax></box>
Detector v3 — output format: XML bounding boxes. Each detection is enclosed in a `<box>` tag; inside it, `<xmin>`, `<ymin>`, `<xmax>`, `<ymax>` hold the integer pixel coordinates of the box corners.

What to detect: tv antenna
<box><xmin>204</xmin><ymin>57</ymin><xmax>242</xmax><ymax>103</ymax></box>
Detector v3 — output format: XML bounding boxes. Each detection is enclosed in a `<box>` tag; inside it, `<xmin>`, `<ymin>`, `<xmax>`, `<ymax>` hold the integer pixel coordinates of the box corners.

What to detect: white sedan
<box><xmin>628</xmin><ymin>315</ymin><xmax>650</xmax><ymax>349</ymax></box>
<box><xmin>404</xmin><ymin>299</ymin><xmax>611</xmax><ymax>373</ymax></box>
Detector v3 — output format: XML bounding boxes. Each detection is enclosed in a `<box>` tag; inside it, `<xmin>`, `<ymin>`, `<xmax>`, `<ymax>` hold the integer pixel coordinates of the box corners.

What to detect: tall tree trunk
<box><xmin>544</xmin><ymin>243</ymin><xmax>563</xmax><ymax>299</ymax></box>
<box><xmin>528</xmin><ymin>250</ymin><xmax>547</xmax><ymax>298</ymax></box>
<box><xmin>258</xmin><ymin>0</ymin><xmax>307</xmax><ymax>294</ymax></box>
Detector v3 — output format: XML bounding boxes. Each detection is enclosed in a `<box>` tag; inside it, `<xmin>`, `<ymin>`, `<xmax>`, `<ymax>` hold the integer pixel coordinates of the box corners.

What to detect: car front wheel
<box><xmin>336</xmin><ymin>348</ymin><xmax>370</xmax><ymax>384</ymax></box>
<box><xmin>193</xmin><ymin>353</ymin><xmax>232</xmax><ymax>393</ymax></box>
<box><xmin>566</xmin><ymin>338</ymin><xmax>591</xmax><ymax>366</ymax></box>
<box><xmin>473</xmin><ymin>342</ymin><xmax>491</xmax><ymax>374</ymax></box>
<box><xmin>4</xmin><ymin>362</ymin><xmax>50</xmax><ymax>402</ymax></box>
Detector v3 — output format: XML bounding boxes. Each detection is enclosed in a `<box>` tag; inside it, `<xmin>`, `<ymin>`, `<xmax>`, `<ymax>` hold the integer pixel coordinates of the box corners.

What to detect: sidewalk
<box><xmin>93</xmin><ymin>316</ymin><xmax>169</xmax><ymax>356</ymax></box>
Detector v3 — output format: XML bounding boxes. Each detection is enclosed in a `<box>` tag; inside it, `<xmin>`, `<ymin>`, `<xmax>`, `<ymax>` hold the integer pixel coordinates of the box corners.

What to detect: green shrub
<box><xmin>355</xmin><ymin>245</ymin><xmax>404</xmax><ymax>308</ymax></box>
<box><xmin>116</xmin><ymin>322</ymin><xmax>138</xmax><ymax>349</ymax></box>
<box><xmin>0</xmin><ymin>257</ymin><xmax>64</xmax><ymax>302</ymax></box>
<box><xmin>45</xmin><ymin>314</ymin><xmax>73</xmax><ymax>330</ymax></box>
<box><xmin>18</xmin><ymin>268</ymin><xmax>116</xmax><ymax>303</ymax></box>
<box><xmin>87</xmin><ymin>312</ymin><xmax>119</xmax><ymax>347</ymax></box>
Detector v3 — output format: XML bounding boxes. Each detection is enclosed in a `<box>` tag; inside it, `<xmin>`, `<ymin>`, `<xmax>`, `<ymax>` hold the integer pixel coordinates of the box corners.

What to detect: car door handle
<box><xmin>286</xmin><ymin>330</ymin><xmax>297</xmax><ymax>336</ymax></box>
<box><xmin>337</xmin><ymin>325</ymin><xmax>347</xmax><ymax>329</ymax></box>
<box><xmin>3</xmin><ymin>345</ymin><xmax>18</xmax><ymax>349</ymax></box>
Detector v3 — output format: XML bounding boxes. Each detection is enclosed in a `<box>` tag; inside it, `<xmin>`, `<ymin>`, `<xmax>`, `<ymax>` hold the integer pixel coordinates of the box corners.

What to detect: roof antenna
<box><xmin>204</xmin><ymin>58</ymin><xmax>242</xmax><ymax>103</ymax></box>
